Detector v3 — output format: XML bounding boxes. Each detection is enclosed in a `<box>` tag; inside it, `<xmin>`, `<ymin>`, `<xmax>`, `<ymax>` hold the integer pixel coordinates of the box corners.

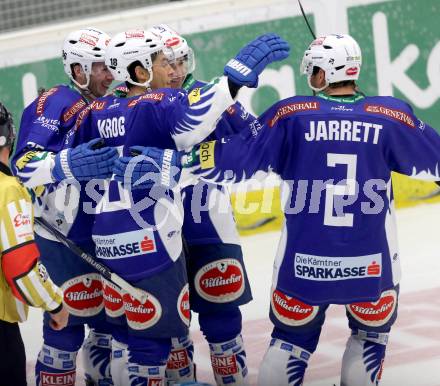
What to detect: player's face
<box><xmin>170</xmin><ymin>57</ymin><xmax>189</xmax><ymax>89</ymax></box>
<box><xmin>150</xmin><ymin>52</ymin><xmax>176</xmax><ymax>89</ymax></box>
<box><xmin>89</xmin><ymin>62</ymin><xmax>114</xmax><ymax>98</ymax></box>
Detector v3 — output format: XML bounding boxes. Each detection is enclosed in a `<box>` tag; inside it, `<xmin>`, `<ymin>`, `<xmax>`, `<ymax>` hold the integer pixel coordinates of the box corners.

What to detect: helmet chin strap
<box><xmin>71</xmin><ymin>70</ymin><xmax>91</xmax><ymax>90</ymax></box>
<box><xmin>307</xmin><ymin>75</ymin><xmax>328</xmax><ymax>93</ymax></box>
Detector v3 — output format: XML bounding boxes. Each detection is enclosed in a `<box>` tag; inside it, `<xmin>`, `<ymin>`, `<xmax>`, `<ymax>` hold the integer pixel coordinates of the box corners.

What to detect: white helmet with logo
<box><xmin>149</xmin><ymin>24</ymin><xmax>195</xmax><ymax>76</ymax></box>
<box><xmin>300</xmin><ymin>33</ymin><xmax>362</xmax><ymax>92</ymax></box>
<box><xmin>105</xmin><ymin>29</ymin><xmax>173</xmax><ymax>88</ymax></box>
<box><xmin>62</xmin><ymin>27</ymin><xmax>110</xmax><ymax>90</ymax></box>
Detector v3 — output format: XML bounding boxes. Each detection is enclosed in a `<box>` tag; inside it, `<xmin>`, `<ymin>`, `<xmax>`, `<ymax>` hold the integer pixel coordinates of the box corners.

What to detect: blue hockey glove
<box><xmin>224</xmin><ymin>33</ymin><xmax>290</xmax><ymax>88</ymax></box>
<box><xmin>52</xmin><ymin>138</ymin><xmax>118</xmax><ymax>182</ymax></box>
<box><xmin>113</xmin><ymin>146</ymin><xmax>182</xmax><ymax>190</ymax></box>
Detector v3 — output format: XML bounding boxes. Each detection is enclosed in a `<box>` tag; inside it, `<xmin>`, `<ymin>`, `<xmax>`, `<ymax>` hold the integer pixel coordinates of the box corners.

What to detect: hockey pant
<box><xmin>258</xmin><ymin>286</ymin><xmax>399</xmax><ymax>386</ymax></box>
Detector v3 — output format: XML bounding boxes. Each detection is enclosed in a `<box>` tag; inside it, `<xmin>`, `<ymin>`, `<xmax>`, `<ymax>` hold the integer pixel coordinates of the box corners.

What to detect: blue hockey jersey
<box><xmin>12</xmin><ymin>84</ymin><xmax>93</xmax><ymax>243</ymax></box>
<box><xmin>81</xmin><ymin>77</ymin><xmax>235</xmax><ymax>280</ymax></box>
<box><xmin>181</xmin><ymin>74</ymin><xmax>256</xmax><ymax>245</ymax></box>
<box><xmin>190</xmin><ymin>93</ymin><xmax>440</xmax><ymax>304</ymax></box>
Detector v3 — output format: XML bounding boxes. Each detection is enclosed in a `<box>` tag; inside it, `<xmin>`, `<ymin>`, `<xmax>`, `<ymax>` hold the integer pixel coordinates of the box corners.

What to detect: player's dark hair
<box><xmin>125</xmin><ymin>52</ymin><xmax>160</xmax><ymax>89</ymax></box>
<box><xmin>0</xmin><ymin>103</ymin><xmax>16</xmax><ymax>153</ymax></box>
<box><xmin>126</xmin><ymin>60</ymin><xmax>143</xmax><ymax>89</ymax></box>
<box><xmin>312</xmin><ymin>66</ymin><xmax>357</xmax><ymax>89</ymax></box>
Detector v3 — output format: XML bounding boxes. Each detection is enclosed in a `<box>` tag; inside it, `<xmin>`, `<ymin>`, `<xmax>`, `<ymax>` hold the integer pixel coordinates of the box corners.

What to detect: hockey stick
<box><xmin>236</xmin><ymin>216</ymin><xmax>277</xmax><ymax>231</ymax></box>
<box><xmin>297</xmin><ymin>0</ymin><xmax>316</xmax><ymax>39</ymax></box>
<box><xmin>34</xmin><ymin>217</ymin><xmax>148</xmax><ymax>304</ymax></box>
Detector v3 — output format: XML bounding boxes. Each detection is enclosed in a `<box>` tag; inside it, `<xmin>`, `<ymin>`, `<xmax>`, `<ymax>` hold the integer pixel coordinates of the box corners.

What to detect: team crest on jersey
<box><xmin>40</xmin><ymin>370</ymin><xmax>75</xmax><ymax>386</ymax></box>
<box><xmin>364</xmin><ymin>104</ymin><xmax>415</xmax><ymax>128</ymax></box>
<box><xmin>61</xmin><ymin>273</ymin><xmax>104</xmax><ymax>316</ymax></box>
<box><xmin>123</xmin><ymin>291</ymin><xmax>162</xmax><ymax>330</ymax></box>
<box><xmin>347</xmin><ymin>289</ymin><xmax>397</xmax><ymax>326</ymax></box>
<box><xmin>62</xmin><ymin>98</ymin><xmax>87</xmax><ymax>123</ymax></box>
<box><xmin>269</xmin><ymin>101</ymin><xmax>320</xmax><ymax>127</ymax></box>
<box><xmin>271</xmin><ymin>289</ymin><xmax>319</xmax><ymax>326</ymax></box>
<box><xmin>177</xmin><ymin>284</ymin><xmax>191</xmax><ymax>326</ymax></box>
<box><xmin>194</xmin><ymin>258</ymin><xmax>245</xmax><ymax>303</ymax></box>
<box><xmin>36</xmin><ymin>87</ymin><xmax>59</xmax><ymax>115</ymax></box>
<box><xmin>102</xmin><ymin>278</ymin><xmax>124</xmax><ymax>318</ymax></box>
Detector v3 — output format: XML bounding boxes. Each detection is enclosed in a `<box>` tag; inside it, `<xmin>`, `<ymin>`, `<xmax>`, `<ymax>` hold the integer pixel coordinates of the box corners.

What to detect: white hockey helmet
<box><xmin>300</xmin><ymin>34</ymin><xmax>362</xmax><ymax>92</ymax></box>
<box><xmin>105</xmin><ymin>29</ymin><xmax>174</xmax><ymax>88</ymax></box>
<box><xmin>149</xmin><ymin>24</ymin><xmax>195</xmax><ymax>76</ymax></box>
<box><xmin>62</xmin><ymin>27</ymin><xmax>110</xmax><ymax>90</ymax></box>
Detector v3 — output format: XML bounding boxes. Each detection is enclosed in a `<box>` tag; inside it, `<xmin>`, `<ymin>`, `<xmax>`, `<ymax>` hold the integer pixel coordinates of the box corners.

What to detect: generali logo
<box><xmin>269</xmin><ymin>101</ymin><xmax>319</xmax><ymax>127</ymax></box>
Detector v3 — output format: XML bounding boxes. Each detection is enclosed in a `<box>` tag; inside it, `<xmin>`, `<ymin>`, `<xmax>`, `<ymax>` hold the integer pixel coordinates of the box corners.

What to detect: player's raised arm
<box><xmin>173</xmin><ymin>33</ymin><xmax>289</xmax><ymax>150</ymax></box>
<box><xmin>112</xmin><ymin>104</ymin><xmax>292</xmax><ymax>190</ymax></box>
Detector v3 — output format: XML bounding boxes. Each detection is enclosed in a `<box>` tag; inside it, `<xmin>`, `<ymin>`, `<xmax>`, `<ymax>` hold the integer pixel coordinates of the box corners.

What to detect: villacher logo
<box><xmin>195</xmin><ymin>259</ymin><xmax>245</xmax><ymax>303</ymax></box>
<box><xmin>61</xmin><ymin>273</ymin><xmax>104</xmax><ymax>317</ymax></box>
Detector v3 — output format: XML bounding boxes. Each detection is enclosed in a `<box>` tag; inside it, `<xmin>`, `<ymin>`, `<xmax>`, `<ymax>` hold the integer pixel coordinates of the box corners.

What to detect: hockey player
<box><xmin>114</xmin><ymin>33</ymin><xmax>440</xmax><ymax>386</ymax></box>
<box><xmin>0</xmin><ymin>102</ymin><xmax>69</xmax><ymax>386</ymax></box>
<box><xmin>149</xmin><ymin>24</ymin><xmax>255</xmax><ymax>386</ymax></box>
<box><xmin>11</xmin><ymin>28</ymin><xmax>118</xmax><ymax>386</ymax></box>
<box><xmin>73</xmin><ymin>30</ymin><xmax>289</xmax><ymax>385</ymax></box>
<box><xmin>66</xmin><ymin>29</ymin><xmax>178</xmax><ymax>386</ymax></box>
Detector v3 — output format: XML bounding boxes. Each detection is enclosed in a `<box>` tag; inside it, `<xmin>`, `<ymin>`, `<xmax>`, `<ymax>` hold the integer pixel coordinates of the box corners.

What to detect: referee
<box><xmin>0</xmin><ymin>102</ymin><xmax>69</xmax><ymax>385</ymax></box>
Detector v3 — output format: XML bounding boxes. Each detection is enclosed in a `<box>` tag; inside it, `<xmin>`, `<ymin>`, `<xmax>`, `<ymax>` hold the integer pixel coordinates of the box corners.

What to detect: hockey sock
<box><xmin>82</xmin><ymin>328</ymin><xmax>113</xmax><ymax>385</ymax></box>
<box><xmin>123</xmin><ymin>336</ymin><xmax>171</xmax><ymax>386</ymax></box>
<box><xmin>110</xmin><ymin>323</ymin><xmax>129</xmax><ymax>386</ymax></box>
<box><xmin>36</xmin><ymin>324</ymin><xmax>84</xmax><ymax>386</ymax></box>
<box><xmin>36</xmin><ymin>344</ymin><xmax>78</xmax><ymax>386</ymax></box>
<box><xmin>166</xmin><ymin>335</ymin><xmax>196</xmax><ymax>385</ymax></box>
<box><xmin>341</xmin><ymin>330</ymin><xmax>389</xmax><ymax>386</ymax></box>
<box><xmin>209</xmin><ymin>334</ymin><xmax>248</xmax><ymax>386</ymax></box>
<box><xmin>258</xmin><ymin>338</ymin><xmax>312</xmax><ymax>386</ymax></box>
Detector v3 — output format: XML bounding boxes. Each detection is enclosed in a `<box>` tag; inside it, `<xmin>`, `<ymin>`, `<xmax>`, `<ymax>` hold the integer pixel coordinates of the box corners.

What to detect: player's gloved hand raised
<box><xmin>52</xmin><ymin>138</ymin><xmax>118</xmax><ymax>182</ymax></box>
<box><xmin>224</xmin><ymin>33</ymin><xmax>290</xmax><ymax>88</ymax></box>
<box><xmin>113</xmin><ymin>146</ymin><xmax>182</xmax><ymax>190</ymax></box>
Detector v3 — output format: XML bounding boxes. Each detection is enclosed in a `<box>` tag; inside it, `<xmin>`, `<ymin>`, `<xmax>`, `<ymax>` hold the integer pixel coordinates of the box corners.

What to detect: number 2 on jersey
<box><xmin>324</xmin><ymin>153</ymin><xmax>357</xmax><ymax>227</ymax></box>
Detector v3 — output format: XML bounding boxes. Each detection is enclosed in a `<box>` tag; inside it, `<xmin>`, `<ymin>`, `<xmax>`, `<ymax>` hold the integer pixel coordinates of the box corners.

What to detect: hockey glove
<box><xmin>113</xmin><ymin>146</ymin><xmax>183</xmax><ymax>190</ymax></box>
<box><xmin>52</xmin><ymin>138</ymin><xmax>118</xmax><ymax>182</ymax></box>
<box><xmin>224</xmin><ymin>33</ymin><xmax>290</xmax><ymax>88</ymax></box>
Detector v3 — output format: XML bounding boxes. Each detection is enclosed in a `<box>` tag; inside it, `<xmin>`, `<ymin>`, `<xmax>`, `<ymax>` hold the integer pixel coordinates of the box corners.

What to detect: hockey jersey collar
<box><xmin>182</xmin><ymin>74</ymin><xmax>197</xmax><ymax>92</ymax></box>
<box><xmin>0</xmin><ymin>160</ymin><xmax>12</xmax><ymax>176</ymax></box>
<box><xmin>317</xmin><ymin>92</ymin><xmax>364</xmax><ymax>103</ymax></box>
